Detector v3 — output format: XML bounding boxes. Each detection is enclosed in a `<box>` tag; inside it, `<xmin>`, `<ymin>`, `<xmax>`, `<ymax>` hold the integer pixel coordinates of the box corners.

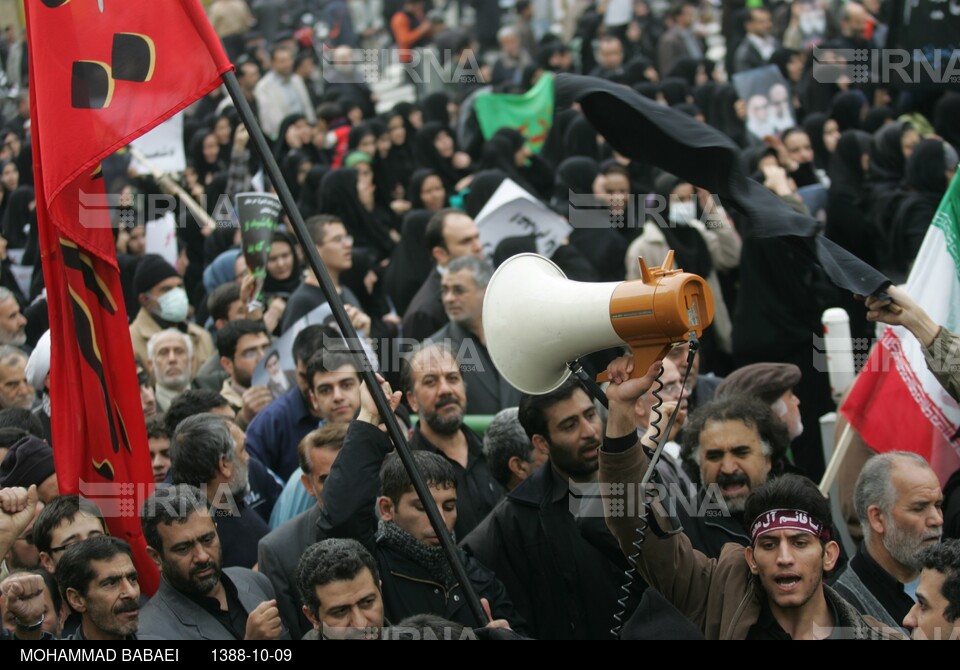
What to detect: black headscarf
<box><xmin>262</xmin><ymin>229</ymin><xmax>303</xmax><ymax>297</ymax></box>
<box><xmin>464</xmin><ymin>169</ymin><xmax>509</xmax><ymax>219</ymax></box>
<box><xmin>413</xmin><ymin>122</ymin><xmax>467</xmax><ymax>194</ymax></box>
<box><xmin>407</xmin><ymin>169</ymin><xmax>444</xmax><ymax>211</ymax></box>
<box><xmin>665</xmin><ymin>58</ymin><xmax>703</xmax><ymax>88</ymax></box>
<box><xmin>934</xmin><ymin>94</ymin><xmax>960</xmax><ymax>153</ymax></box>
<box><xmin>297</xmin><ymin>165</ymin><xmax>330</xmax><ymax>219</ymax></box>
<box><xmin>826</xmin><ymin>130</ymin><xmax>875</xmax><ymax>262</ymax></box>
<box><xmin>708</xmin><ymin>84</ymin><xmax>749</xmax><ymax>148</ymax></box>
<box><xmin>421</xmin><ymin>92</ymin><xmax>453</xmax><ymax>127</ymax></box>
<box><xmin>801</xmin><ymin>113</ymin><xmax>831</xmax><ymax>171</ymax></box>
<box><xmin>862</xmin><ymin>106</ymin><xmax>895</xmax><ymax>134</ymax></box>
<box><xmin>188</xmin><ymin>127</ymin><xmax>223</xmax><ymax>185</ymax></box>
<box><xmin>384</xmin><ymin>209</ymin><xmax>434</xmax><ymax>314</ymax></box>
<box><xmin>770</xmin><ymin>48</ymin><xmax>800</xmax><ymax>82</ymax></box>
<box><xmin>867</xmin><ymin>121</ymin><xmax>911</xmax><ymax>191</ymax></box>
<box><xmin>279</xmin><ymin>150</ymin><xmax>312</xmax><ymax>203</ymax></box>
<box><xmin>551</xmin><ymin>156</ymin><xmax>599</xmax><ymax>213</ymax></box>
<box><xmin>623</xmin><ymin>56</ymin><xmax>657</xmax><ymax>86</ymax></box>
<box><xmin>318</xmin><ymin>168</ymin><xmax>395</xmax><ymax>259</ymax></box>
<box><xmin>477</xmin><ymin>129</ymin><xmax>541</xmax><ymax>197</ymax></box>
<box><xmin>829</xmin><ymin>91</ymin><xmax>866</xmax><ymax>132</ymax></box>
<box><xmin>1</xmin><ymin>185</ymin><xmax>34</xmax><ymax>249</ymax></box>
<box><xmin>658</xmin><ymin>77</ymin><xmax>690</xmax><ymax>107</ymax></box>
<box><xmin>654</xmin><ymin>172</ymin><xmax>714</xmax><ymax>280</ymax></box>
<box><xmin>888</xmin><ymin>139</ymin><xmax>952</xmax><ymax>279</ymax></box>
<box><xmin>562</xmin><ymin>115</ymin><xmax>601</xmax><ymax>161</ymax></box>
<box><xmin>273</xmin><ymin>113</ymin><xmax>307</xmax><ymax>164</ymax></box>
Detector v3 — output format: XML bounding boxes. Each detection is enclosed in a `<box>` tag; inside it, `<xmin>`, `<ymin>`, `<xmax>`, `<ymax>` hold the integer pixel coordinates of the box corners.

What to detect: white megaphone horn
<box><xmin>483</xmin><ymin>252</ymin><xmax>715</xmax><ymax>395</ymax></box>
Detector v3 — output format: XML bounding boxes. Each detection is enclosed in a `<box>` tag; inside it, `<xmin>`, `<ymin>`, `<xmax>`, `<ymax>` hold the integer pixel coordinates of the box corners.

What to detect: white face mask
<box><xmin>669</xmin><ymin>201</ymin><xmax>697</xmax><ymax>225</ymax></box>
<box><xmin>154</xmin><ymin>287</ymin><xmax>189</xmax><ymax>323</ymax></box>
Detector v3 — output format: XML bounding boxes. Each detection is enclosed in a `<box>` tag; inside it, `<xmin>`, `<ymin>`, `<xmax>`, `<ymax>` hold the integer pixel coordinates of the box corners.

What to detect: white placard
<box><xmin>145</xmin><ymin>212</ymin><xmax>179</xmax><ymax>268</ymax></box>
<box><xmin>474</xmin><ymin>178</ymin><xmax>572</xmax><ymax>261</ymax></box>
<box><xmin>130</xmin><ymin>113</ymin><xmax>186</xmax><ymax>176</ymax></box>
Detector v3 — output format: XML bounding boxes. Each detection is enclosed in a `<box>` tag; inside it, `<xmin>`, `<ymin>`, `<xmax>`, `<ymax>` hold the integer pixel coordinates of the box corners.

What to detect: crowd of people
<box><xmin>0</xmin><ymin>0</ymin><xmax>958</xmax><ymax>641</ymax></box>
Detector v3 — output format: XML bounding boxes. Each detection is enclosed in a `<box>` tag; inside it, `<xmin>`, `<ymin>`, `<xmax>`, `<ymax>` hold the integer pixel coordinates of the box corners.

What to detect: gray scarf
<box><xmin>377</xmin><ymin>520</ymin><xmax>459</xmax><ymax>588</ymax></box>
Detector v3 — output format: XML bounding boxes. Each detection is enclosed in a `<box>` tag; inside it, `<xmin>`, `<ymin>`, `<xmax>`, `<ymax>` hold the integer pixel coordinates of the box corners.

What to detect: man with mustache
<box><xmin>463</xmin><ymin>378</ymin><xmax>647</xmax><ymax>639</ymax></box>
<box><xmin>400</xmin><ymin>343</ymin><xmax>504</xmax><ymax>537</ymax></box>
<box><xmin>139</xmin><ymin>484</ymin><xmax>287</xmax><ymax>640</ymax></box>
<box><xmin>834</xmin><ymin>452</ymin><xmax>943</xmax><ymax>633</ymax></box>
<box><xmin>675</xmin><ymin>395</ymin><xmax>792</xmax><ymax>558</ymax></box>
<box><xmin>0</xmin><ymin>288</ymin><xmax>27</xmax><ymax>348</ymax></box>
<box><xmin>57</xmin><ymin>536</ymin><xmax>141</xmax><ymax>640</ymax></box>
<box><xmin>0</xmin><ymin>346</ymin><xmax>33</xmax><ymax>411</ymax></box>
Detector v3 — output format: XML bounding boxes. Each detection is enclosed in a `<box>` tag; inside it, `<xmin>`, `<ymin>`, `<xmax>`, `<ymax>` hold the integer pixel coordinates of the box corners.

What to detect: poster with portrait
<box><xmin>733</xmin><ymin>65</ymin><xmax>796</xmax><ymax>141</ymax></box>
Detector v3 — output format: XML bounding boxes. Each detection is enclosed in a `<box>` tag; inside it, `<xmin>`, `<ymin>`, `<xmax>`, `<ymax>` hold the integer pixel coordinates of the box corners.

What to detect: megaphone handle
<box><xmin>595</xmin><ymin>343</ymin><xmax>673</xmax><ymax>384</ymax></box>
<box><xmin>568</xmin><ymin>360</ymin><xmax>609</xmax><ymax>409</ymax></box>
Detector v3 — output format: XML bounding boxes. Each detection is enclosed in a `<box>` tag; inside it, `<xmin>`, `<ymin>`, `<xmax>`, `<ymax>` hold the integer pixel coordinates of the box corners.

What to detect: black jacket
<box><xmin>319</xmin><ymin>422</ymin><xmax>517</xmax><ymax>629</ymax></box>
<box><xmin>461</xmin><ymin>464</ymin><xmax>645</xmax><ymax>640</ymax></box>
<box><xmin>376</xmin><ymin>538</ymin><xmax>520</xmax><ymax>630</ymax></box>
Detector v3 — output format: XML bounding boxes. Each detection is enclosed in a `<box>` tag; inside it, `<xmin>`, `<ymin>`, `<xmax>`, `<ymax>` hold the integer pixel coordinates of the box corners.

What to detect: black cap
<box><xmin>133</xmin><ymin>254</ymin><xmax>179</xmax><ymax>296</ymax></box>
<box><xmin>0</xmin><ymin>435</ymin><xmax>55</xmax><ymax>489</ymax></box>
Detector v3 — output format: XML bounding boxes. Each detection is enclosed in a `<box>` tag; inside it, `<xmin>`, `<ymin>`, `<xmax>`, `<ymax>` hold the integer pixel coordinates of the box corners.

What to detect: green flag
<box><xmin>474</xmin><ymin>72</ymin><xmax>554</xmax><ymax>153</ymax></box>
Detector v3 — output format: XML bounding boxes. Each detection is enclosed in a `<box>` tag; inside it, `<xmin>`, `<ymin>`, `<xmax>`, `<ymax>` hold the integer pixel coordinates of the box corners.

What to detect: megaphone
<box><xmin>483</xmin><ymin>252</ymin><xmax>715</xmax><ymax>394</ymax></box>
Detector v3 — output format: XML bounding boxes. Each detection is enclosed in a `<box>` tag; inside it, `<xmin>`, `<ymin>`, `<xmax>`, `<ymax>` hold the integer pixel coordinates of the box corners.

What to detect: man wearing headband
<box><xmin>598</xmin><ymin>355</ymin><xmax>901</xmax><ymax>639</ymax></box>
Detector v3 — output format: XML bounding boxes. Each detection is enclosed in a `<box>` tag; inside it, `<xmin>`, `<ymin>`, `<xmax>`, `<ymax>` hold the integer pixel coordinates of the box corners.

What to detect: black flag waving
<box><xmin>554</xmin><ymin>74</ymin><xmax>891</xmax><ymax>297</ymax></box>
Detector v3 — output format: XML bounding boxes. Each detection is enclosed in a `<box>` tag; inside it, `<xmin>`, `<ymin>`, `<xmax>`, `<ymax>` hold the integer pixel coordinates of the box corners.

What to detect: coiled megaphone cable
<box><xmin>610</xmin><ymin>335</ymin><xmax>700</xmax><ymax>639</ymax></box>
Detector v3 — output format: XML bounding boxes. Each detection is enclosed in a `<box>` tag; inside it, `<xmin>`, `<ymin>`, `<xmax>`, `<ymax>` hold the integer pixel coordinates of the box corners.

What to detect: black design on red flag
<box><xmin>25</xmin><ymin>0</ymin><xmax>232</xmax><ymax>595</ymax></box>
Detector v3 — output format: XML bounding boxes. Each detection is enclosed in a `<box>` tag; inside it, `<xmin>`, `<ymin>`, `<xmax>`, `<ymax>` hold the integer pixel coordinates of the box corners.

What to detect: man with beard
<box><xmin>217</xmin><ymin>320</ymin><xmax>273</xmax><ymax>430</ymax></box>
<box><xmin>400</xmin><ymin>343</ymin><xmax>503</xmax><ymax>537</ymax></box>
<box><xmin>139</xmin><ymin>484</ymin><xmax>287</xmax><ymax>640</ymax></box>
<box><xmin>168</xmin><ymin>413</ymin><xmax>269</xmax><ymax>569</ymax></box>
<box><xmin>834</xmin><ymin>452</ymin><xmax>943</xmax><ymax>632</ymax></box>
<box><xmin>0</xmin><ymin>346</ymin><xmax>33</xmax><ymax>411</ymax></box>
<box><xmin>319</xmin><ymin>378</ymin><xmax>519</xmax><ymax>631</ymax></box>
<box><xmin>462</xmin><ymin>379</ymin><xmax>648</xmax><ymax>639</ymax></box>
<box><xmin>147</xmin><ymin>329</ymin><xmax>193</xmax><ymax>413</ymax></box>
<box><xmin>599</xmin><ymin>356</ymin><xmax>900</xmax><ymax>639</ymax></box>
<box><xmin>676</xmin><ymin>395</ymin><xmax>792</xmax><ymax>557</ymax></box>
<box><xmin>57</xmin><ymin>536</ymin><xmax>141</xmax><ymax>640</ymax></box>
<box><xmin>0</xmin><ymin>288</ymin><xmax>26</xmax><ymax>348</ymax></box>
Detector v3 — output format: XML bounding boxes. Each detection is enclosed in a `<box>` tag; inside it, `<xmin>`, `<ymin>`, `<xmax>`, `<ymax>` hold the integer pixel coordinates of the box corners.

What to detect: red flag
<box><xmin>25</xmin><ymin>0</ymin><xmax>231</xmax><ymax>595</ymax></box>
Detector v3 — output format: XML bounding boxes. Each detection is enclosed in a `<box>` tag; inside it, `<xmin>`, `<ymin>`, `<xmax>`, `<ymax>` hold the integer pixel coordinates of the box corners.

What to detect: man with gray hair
<box><xmin>429</xmin><ymin>256</ymin><xmax>521</xmax><ymax>415</ymax></box>
<box><xmin>0</xmin><ymin>287</ymin><xmax>27</xmax><ymax>348</ymax></box>
<box><xmin>834</xmin><ymin>451</ymin><xmax>943</xmax><ymax>632</ymax></box>
<box><xmin>169</xmin><ymin>413</ymin><xmax>269</xmax><ymax>569</ymax></box>
<box><xmin>0</xmin><ymin>345</ymin><xmax>33</xmax><ymax>410</ymax></box>
<box><xmin>483</xmin><ymin>407</ymin><xmax>544</xmax><ymax>491</ymax></box>
<box><xmin>147</xmin><ymin>328</ymin><xmax>194</xmax><ymax>412</ymax></box>
<box><xmin>139</xmin><ymin>484</ymin><xmax>287</xmax><ymax>640</ymax></box>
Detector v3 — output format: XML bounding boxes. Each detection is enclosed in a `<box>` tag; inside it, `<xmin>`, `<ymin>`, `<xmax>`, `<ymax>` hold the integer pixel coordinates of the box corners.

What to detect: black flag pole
<box><xmin>222</xmin><ymin>71</ymin><xmax>488</xmax><ymax>625</ymax></box>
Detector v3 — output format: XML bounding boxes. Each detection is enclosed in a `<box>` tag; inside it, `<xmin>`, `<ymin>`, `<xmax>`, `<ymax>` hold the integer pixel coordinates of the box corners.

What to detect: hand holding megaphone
<box><xmin>483</xmin><ymin>253</ymin><xmax>715</xmax><ymax>395</ymax></box>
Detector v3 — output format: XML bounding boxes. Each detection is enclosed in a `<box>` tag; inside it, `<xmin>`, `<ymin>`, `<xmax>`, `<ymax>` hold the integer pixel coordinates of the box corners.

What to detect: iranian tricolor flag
<box><xmin>840</xmin><ymin>174</ymin><xmax>960</xmax><ymax>481</ymax></box>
